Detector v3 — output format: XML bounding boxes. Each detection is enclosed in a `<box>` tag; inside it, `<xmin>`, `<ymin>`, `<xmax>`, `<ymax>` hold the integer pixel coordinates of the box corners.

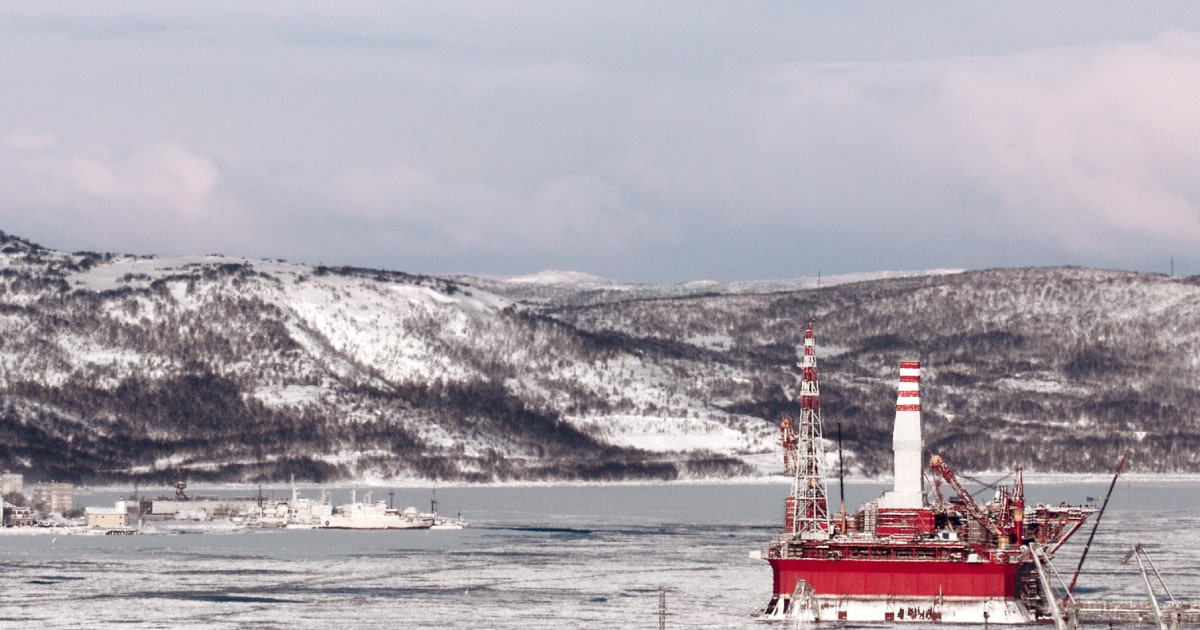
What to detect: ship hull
<box><xmin>764</xmin><ymin>594</ymin><xmax>1035</xmax><ymax>624</ymax></box>
<box><xmin>770</xmin><ymin>557</ymin><xmax>1020</xmax><ymax>598</ymax></box>
<box><xmin>766</xmin><ymin>557</ymin><xmax>1033</xmax><ymax>624</ymax></box>
<box><xmin>320</xmin><ymin>514</ymin><xmax>433</xmax><ymax>529</ymax></box>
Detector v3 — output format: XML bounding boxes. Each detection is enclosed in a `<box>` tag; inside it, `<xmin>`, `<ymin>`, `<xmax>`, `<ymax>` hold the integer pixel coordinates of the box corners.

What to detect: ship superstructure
<box><xmin>760</xmin><ymin>325</ymin><xmax>1095</xmax><ymax>624</ymax></box>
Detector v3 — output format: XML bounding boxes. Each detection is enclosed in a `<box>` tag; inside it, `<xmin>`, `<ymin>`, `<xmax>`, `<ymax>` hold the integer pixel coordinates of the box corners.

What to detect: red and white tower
<box><xmin>782</xmin><ymin>324</ymin><xmax>831</xmax><ymax>539</ymax></box>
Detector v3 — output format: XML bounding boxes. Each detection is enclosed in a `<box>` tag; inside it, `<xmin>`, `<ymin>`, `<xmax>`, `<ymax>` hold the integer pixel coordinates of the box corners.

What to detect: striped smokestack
<box><xmin>878</xmin><ymin>361</ymin><xmax>924</xmax><ymax>509</ymax></box>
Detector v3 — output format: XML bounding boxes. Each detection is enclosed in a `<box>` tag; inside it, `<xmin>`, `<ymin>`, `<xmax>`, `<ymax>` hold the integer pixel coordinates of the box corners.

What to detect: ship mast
<box><xmin>783</xmin><ymin>323</ymin><xmax>831</xmax><ymax>538</ymax></box>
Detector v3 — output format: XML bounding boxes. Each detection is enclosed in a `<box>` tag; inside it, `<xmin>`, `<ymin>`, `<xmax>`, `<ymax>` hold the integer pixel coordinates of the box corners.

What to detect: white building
<box><xmin>0</xmin><ymin>472</ymin><xmax>23</xmax><ymax>497</ymax></box>
<box><xmin>85</xmin><ymin>501</ymin><xmax>129</xmax><ymax>528</ymax></box>
<box><xmin>32</xmin><ymin>482</ymin><xmax>74</xmax><ymax>514</ymax></box>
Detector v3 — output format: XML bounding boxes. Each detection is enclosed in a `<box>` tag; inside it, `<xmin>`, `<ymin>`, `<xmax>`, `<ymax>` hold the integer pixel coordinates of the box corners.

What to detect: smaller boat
<box><xmin>428</xmin><ymin>490</ymin><xmax>469</xmax><ymax>530</ymax></box>
<box><xmin>430</xmin><ymin>513</ymin><xmax>469</xmax><ymax>530</ymax></box>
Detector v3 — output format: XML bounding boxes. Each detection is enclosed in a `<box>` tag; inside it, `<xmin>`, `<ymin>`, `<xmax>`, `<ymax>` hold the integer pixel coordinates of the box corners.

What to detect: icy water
<box><xmin>1</xmin><ymin>479</ymin><xmax>1197</xmax><ymax>628</ymax></box>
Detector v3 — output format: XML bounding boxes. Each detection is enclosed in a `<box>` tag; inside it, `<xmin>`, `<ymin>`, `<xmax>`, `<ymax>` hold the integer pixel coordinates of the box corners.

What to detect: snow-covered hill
<box><xmin>2</xmin><ymin>230</ymin><xmax>1198</xmax><ymax>484</ymax></box>
<box><xmin>455</xmin><ymin>268</ymin><xmax>964</xmax><ymax>307</ymax></box>
<box><xmin>0</xmin><ymin>234</ymin><xmax>754</xmax><ymax>483</ymax></box>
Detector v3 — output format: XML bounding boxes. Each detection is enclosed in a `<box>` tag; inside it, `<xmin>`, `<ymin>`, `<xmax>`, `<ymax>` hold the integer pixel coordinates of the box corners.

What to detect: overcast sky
<box><xmin>3</xmin><ymin>3</ymin><xmax>1200</xmax><ymax>283</ymax></box>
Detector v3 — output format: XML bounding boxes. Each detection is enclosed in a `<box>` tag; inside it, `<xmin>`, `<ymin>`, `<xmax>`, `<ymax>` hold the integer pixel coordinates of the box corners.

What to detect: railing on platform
<box><xmin>1073</xmin><ymin>600</ymin><xmax>1200</xmax><ymax>627</ymax></box>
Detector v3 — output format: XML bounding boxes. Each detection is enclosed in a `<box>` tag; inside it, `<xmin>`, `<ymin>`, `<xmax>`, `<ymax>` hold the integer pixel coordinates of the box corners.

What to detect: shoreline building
<box><xmin>85</xmin><ymin>501</ymin><xmax>130</xmax><ymax>528</ymax></box>
<box><xmin>0</xmin><ymin>471</ymin><xmax>23</xmax><ymax>497</ymax></box>
<box><xmin>32</xmin><ymin>482</ymin><xmax>74</xmax><ymax>514</ymax></box>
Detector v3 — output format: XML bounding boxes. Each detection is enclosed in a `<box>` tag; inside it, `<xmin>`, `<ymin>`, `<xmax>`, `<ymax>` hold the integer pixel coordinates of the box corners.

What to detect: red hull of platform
<box><xmin>770</xmin><ymin>557</ymin><xmax>1020</xmax><ymax>599</ymax></box>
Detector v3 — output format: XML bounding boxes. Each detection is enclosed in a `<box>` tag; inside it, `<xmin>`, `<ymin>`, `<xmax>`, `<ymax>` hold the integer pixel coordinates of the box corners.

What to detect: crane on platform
<box><xmin>929</xmin><ymin>454</ymin><xmax>1008</xmax><ymax>545</ymax></box>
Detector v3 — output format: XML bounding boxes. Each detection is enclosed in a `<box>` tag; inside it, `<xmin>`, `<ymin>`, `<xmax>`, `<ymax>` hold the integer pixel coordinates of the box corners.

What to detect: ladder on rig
<box><xmin>1028</xmin><ymin>542</ymin><xmax>1077</xmax><ymax>630</ymax></box>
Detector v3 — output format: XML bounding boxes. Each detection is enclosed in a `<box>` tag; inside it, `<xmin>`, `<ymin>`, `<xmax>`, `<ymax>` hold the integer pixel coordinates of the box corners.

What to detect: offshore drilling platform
<box><xmin>759</xmin><ymin>324</ymin><xmax>1100</xmax><ymax>624</ymax></box>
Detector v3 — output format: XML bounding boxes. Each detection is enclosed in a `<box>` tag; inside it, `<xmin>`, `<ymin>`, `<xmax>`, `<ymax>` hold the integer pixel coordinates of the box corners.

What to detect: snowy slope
<box><xmin>3</xmin><ymin>232</ymin><xmax>1200</xmax><ymax>482</ymax></box>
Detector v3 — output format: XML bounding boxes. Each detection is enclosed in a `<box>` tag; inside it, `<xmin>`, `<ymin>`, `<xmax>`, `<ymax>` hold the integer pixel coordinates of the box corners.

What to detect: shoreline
<box><xmin>67</xmin><ymin>471</ymin><xmax>1197</xmax><ymax>495</ymax></box>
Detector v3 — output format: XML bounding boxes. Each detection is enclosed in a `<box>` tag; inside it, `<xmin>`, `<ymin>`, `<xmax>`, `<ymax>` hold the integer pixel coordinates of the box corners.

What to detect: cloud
<box><xmin>66</xmin><ymin>144</ymin><xmax>221</xmax><ymax>214</ymax></box>
<box><xmin>465</xmin><ymin>61</ymin><xmax>596</xmax><ymax>94</ymax></box>
<box><xmin>330</xmin><ymin>163</ymin><xmax>665</xmax><ymax>260</ymax></box>
<box><xmin>3</xmin><ymin>128</ymin><xmax>61</xmax><ymax>151</ymax></box>
<box><xmin>4</xmin><ymin>6</ymin><xmax>1200</xmax><ymax>280</ymax></box>
<box><xmin>0</xmin><ymin>133</ymin><xmax>245</xmax><ymax>254</ymax></box>
<box><xmin>734</xmin><ymin>31</ymin><xmax>1200</xmax><ymax>265</ymax></box>
<box><xmin>933</xmin><ymin>31</ymin><xmax>1200</xmax><ymax>254</ymax></box>
<box><xmin>528</xmin><ymin>174</ymin><xmax>660</xmax><ymax>249</ymax></box>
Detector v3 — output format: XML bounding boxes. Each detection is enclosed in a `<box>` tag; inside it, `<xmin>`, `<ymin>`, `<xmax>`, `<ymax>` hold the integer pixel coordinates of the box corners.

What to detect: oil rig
<box><xmin>759</xmin><ymin>324</ymin><xmax>1104</xmax><ymax>624</ymax></box>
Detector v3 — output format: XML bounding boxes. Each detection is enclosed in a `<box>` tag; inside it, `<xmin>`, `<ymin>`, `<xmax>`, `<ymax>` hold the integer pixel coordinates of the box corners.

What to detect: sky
<box><xmin>3</xmin><ymin>3</ymin><xmax>1200</xmax><ymax>283</ymax></box>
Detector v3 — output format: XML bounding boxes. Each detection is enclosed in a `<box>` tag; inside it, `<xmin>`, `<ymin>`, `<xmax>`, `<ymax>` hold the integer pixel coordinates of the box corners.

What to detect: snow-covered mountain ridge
<box><xmin>1</xmin><ymin>230</ymin><xmax>1197</xmax><ymax>484</ymax></box>
<box><xmin>455</xmin><ymin>268</ymin><xmax>964</xmax><ymax>307</ymax></box>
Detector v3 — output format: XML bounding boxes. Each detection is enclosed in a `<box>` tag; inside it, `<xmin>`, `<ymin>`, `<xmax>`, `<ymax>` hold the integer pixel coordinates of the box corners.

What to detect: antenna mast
<box><xmin>783</xmin><ymin>323</ymin><xmax>831</xmax><ymax>538</ymax></box>
<box><xmin>837</xmin><ymin>421</ymin><xmax>847</xmax><ymax>534</ymax></box>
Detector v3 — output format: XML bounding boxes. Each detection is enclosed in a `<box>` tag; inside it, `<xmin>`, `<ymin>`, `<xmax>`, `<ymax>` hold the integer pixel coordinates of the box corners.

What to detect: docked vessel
<box><xmin>320</xmin><ymin>490</ymin><xmax>435</xmax><ymax>530</ymax></box>
<box><xmin>758</xmin><ymin>325</ymin><xmax>1094</xmax><ymax>624</ymax></box>
<box><xmin>320</xmin><ymin>489</ymin><xmax>468</xmax><ymax>530</ymax></box>
<box><xmin>240</xmin><ymin>487</ymin><xmax>334</xmax><ymax>529</ymax></box>
<box><xmin>237</xmin><ymin>485</ymin><xmax>467</xmax><ymax>530</ymax></box>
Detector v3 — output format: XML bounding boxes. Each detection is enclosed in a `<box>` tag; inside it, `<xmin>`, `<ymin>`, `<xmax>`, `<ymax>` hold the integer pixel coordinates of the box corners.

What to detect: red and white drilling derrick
<box><xmin>780</xmin><ymin>324</ymin><xmax>831</xmax><ymax>540</ymax></box>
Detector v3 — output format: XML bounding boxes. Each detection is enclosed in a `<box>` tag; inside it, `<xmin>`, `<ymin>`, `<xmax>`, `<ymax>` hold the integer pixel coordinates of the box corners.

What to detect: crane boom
<box><xmin>929</xmin><ymin>454</ymin><xmax>1006</xmax><ymax>543</ymax></box>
